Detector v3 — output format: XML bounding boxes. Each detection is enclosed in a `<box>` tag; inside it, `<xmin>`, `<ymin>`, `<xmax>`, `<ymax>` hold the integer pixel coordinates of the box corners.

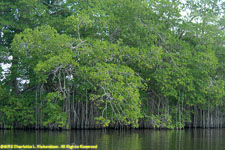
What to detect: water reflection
<box><xmin>0</xmin><ymin>129</ymin><xmax>225</xmax><ymax>150</ymax></box>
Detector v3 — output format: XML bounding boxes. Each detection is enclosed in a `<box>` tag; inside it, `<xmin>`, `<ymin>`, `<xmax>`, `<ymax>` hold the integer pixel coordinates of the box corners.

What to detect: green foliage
<box><xmin>41</xmin><ymin>100</ymin><xmax>67</xmax><ymax>129</ymax></box>
<box><xmin>0</xmin><ymin>0</ymin><xmax>225</xmax><ymax>129</ymax></box>
<box><xmin>0</xmin><ymin>95</ymin><xmax>35</xmax><ymax>128</ymax></box>
<box><xmin>88</xmin><ymin>63</ymin><xmax>144</xmax><ymax>127</ymax></box>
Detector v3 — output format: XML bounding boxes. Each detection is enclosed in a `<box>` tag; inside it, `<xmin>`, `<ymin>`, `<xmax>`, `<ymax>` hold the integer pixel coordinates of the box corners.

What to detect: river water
<box><xmin>0</xmin><ymin>129</ymin><xmax>224</xmax><ymax>150</ymax></box>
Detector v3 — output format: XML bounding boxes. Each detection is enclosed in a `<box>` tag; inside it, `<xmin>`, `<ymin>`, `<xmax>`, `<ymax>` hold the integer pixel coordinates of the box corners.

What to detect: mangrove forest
<box><xmin>0</xmin><ymin>0</ymin><xmax>225</xmax><ymax>129</ymax></box>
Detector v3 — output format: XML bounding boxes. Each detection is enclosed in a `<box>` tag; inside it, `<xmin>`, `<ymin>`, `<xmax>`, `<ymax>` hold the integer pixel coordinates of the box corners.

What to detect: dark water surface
<box><xmin>0</xmin><ymin>129</ymin><xmax>225</xmax><ymax>150</ymax></box>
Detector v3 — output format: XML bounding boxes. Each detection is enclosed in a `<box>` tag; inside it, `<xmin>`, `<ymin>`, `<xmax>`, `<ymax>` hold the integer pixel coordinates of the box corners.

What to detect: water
<box><xmin>0</xmin><ymin>129</ymin><xmax>225</xmax><ymax>150</ymax></box>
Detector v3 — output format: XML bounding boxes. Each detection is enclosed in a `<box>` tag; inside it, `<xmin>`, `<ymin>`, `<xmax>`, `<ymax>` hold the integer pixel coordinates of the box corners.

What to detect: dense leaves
<box><xmin>0</xmin><ymin>0</ymin><xmax>225</xmax><ymax>129</ymax></box>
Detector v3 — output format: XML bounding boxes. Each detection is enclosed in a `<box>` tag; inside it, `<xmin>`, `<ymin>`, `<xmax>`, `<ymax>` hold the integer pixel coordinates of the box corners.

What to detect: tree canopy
<box><xmin>0</xmin><ymin>0</ymin><xmax>225</xmax><ymax>129</ymax></box>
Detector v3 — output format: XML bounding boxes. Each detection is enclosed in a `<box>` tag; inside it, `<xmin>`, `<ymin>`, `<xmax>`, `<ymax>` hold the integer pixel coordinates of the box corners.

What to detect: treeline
<box><xmin>0</xmin><ymin>0</ymin><xmax>225</xmax><ymax>129</ymax></box>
